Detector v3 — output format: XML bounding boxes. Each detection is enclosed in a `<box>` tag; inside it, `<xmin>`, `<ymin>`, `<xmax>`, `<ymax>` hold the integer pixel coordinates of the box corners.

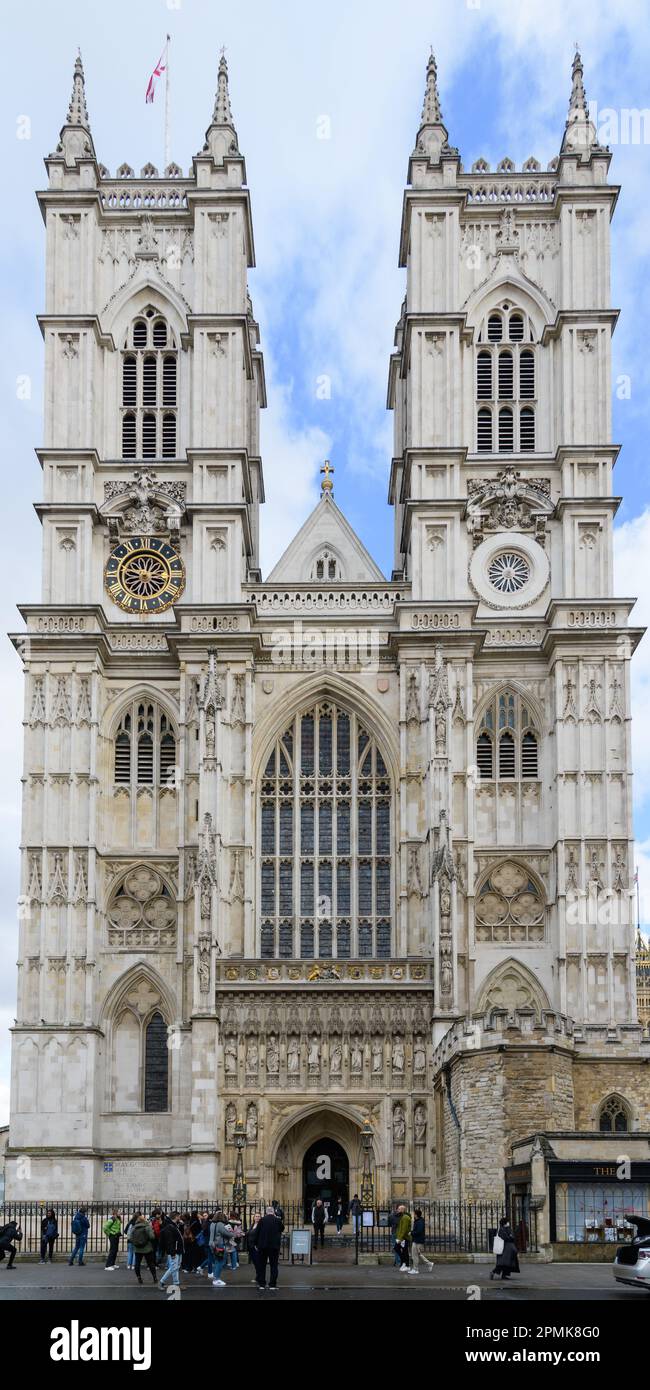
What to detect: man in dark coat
<box><xmin>312</xmin><ymin>1199</ymin><xmax>326</xmax><ymax>1249</ymax></box>
<box><xmin>490</xmin><ymin>1218</ymin><xmax>521</xmax><ymax>1280</ymax></box>
<box><xmin>253</xmin><ymin>1205</ymin><xmax>284</xmax><ymax>1290</ymax></box>
<box><xmin>0</xmin><ymin>1222</ymin><xmax>22</xmax><ymax>1270</ymax></box>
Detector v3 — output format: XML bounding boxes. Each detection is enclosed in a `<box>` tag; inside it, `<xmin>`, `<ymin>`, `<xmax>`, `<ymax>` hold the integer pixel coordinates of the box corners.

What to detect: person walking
<box><xmin>312</xmin><ymin>1199</ymin><xmax>326</xmax><ymax>1249</ymax></box>
<box><xmin>158</xmin><ymin>1212</ymin><xmax>184</xmax><ymax>1290</ymax></box>
<box><xmin>129</xmin><ymin>1213</ymin><xmax>158</xmax><ymax>1285</ymax></box>
<box><xmin>395</xmin><ymin>1205</ymin><xmax>412</xmax><ymax>1271</ymax></box>
<box><xmin>334</xmin><ymin>1198</ymin><xmax>345</xmax><ymax>1235</ymax></box>
<box><xmin>39</xmin><ymin>1208</ymin><xmax>58</xmax><ymax>1263</ymax></box>
<box><xmin>246</xmin><ymin>1212</ymin><xmax>261</xmax><ymax>1284</ymax></box>
<box><xmin>208</xmin><ymin>1210</ymin><xmax>233</xmax><ymax>1288</ymax></box>
<box><xmin>389</xmin><ymin>1206</ymin><xmax>402</xmax><ymax>1266</ymax></box>
<box><xmin>150</xmin><ymin>1209</ymin><xmax>163</xmax><ymax>1266</ymax></box>
<box><xmin>490</xmin><ymin>1217</ymin><xmax>521</xmax><ymax>1281</ymax></box>
<box><xmin>410</xmin><ymin>1209</ymin><xmax>433</xmax><ymax>1274</ymax></box>
<box><xmin>125</xmin><ymin>1213</ymin><xmax>138</xmax><ymax>1270</ymax></box>
<box><xmin>68</xmin><ymin>1207</ymin><xmax>90</xmax><ymax>1266</ymax></box>
<box><xmin>103</xmin><ymin>1209</ymin><xmax>122</xmax><ymax>1269</ymax></box>
<box><xmin>0</xmin><ymin>1221</ymin><xmax>22</xmax><ymax>1270</ymax></box>
<box><xmin>195</xmin><ymin>1210</ymin><xmax>212</xmax><ymax>1276</ymax></box>
<box><xmin>349</xmin><ymin>1194</ymin><xmax>362</xmax><ymax>1236</ymax></box>
<box><xmin>254</xmin><ymin>1205</ymin><xmax>284</xmax><ymax>1291</ymax></box>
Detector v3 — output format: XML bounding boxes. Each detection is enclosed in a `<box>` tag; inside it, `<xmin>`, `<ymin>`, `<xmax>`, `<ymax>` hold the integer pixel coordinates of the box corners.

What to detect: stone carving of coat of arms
<box><xmin>466</xmin><ymin>468</ymin><xmax>553</xmax><ymax>548</ymax></box>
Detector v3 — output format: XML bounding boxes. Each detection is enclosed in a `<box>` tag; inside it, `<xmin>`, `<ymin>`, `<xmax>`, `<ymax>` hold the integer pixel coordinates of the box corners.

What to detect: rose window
<box><xmin>487</xmin><ymin>551</ymin><xmax>530</xmax><ymax>594</ymax></box>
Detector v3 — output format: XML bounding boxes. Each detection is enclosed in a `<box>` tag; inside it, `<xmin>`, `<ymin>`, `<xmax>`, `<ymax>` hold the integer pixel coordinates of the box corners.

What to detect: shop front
<box><xmin>549</xmin><ymin>1160</ymin><xmax>650</xmax><ymax>1244</ymax></box>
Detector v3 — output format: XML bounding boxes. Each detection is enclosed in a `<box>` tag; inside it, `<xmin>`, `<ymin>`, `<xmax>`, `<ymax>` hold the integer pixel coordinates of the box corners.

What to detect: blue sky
<box><xmin>1</xmin><ymin>0</ymin><xmax>650</xmax><ymax>1122</ymax></box>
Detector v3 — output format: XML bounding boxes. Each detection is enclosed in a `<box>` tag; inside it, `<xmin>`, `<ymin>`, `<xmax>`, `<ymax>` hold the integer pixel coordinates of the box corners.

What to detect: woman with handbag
<box><xmin>209</xmin><ymin>1210</ymin><xmax>233</xmax><ymax>1288</ymax></box>
<box><xmin>490</xmin><ymin>1217</ymin><xmax>520</xmax><ymax>1280</ymax></box>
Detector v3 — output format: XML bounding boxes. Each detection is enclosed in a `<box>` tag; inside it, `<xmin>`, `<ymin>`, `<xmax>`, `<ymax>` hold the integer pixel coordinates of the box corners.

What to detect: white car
<box><xmin>613</xmin><ymin>1216</ymin><xmax>650</xmax><ymax>1290</ymax></box>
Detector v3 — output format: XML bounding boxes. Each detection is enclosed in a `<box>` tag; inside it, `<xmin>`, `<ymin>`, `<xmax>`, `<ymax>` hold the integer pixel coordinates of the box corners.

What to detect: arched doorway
<box><xmin>302</xmin><ymin>1138</ymin><xmax>349</xmax><ymax>1221</ymax></box>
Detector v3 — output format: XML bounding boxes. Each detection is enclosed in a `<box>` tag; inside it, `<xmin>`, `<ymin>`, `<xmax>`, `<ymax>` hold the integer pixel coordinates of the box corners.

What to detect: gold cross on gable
<box><xmin>321</xmin><ymin>459</ymin><xmax>333</xmax><ymax>479</ymax></box>
<box><xmin>320</xmin><ymin>460</ymin><xmax>334</xmax><ymax>494</ymax></box>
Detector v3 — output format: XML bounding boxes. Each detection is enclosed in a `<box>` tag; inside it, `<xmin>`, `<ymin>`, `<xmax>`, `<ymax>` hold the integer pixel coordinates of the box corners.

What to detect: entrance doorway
<box><xmin>302</xmin><ymin>1138</ymin><xmax>349</xmax><ymax>1222</ymax></box>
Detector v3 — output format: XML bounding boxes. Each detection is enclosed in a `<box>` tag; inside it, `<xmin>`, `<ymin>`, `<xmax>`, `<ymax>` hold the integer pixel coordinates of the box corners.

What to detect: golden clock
<box><xmin>104</xmin><ymin>536</ymin><xmax>185</xmax><ymax>615</ymax></box>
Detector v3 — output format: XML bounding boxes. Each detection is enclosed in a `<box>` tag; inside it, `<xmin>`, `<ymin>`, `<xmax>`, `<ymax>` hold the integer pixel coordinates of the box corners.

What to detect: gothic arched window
<box><xmin>111</xmin><ymin>697</ymin><xmax>178</xmax><ymax>850</ymax></box>
<box><xmin>598</xmin><ymin>1094</ymin><xmax>630</xmax><ymax>1133</ymax></box>
<box><xmin>475</xmin><ymin>306</ymin><xmax>537</xmax><ymax>453</ymax></box>
<box><xmin>260</xmin><ymin>701</ymin><xmax>392</xmax><ymax>959</ymax></box>
<box><xmin>144</xmin><ymin>1011</ymin><xmax>169</xmax><ymax>1112</ymax></box>
<box><xmin>111</xmin><ymin>999</ymin><xmax>171</xmax><ymax>1112</ymax></box>
<box><xmin>121</xmin><ymin>307</ymin><xmax>178</xmax><ymax>460</ymax></box>
<box><xmin>477</xmin><ymin>690</ymin><xmax>539</xmax><ymax>782</ymax></box>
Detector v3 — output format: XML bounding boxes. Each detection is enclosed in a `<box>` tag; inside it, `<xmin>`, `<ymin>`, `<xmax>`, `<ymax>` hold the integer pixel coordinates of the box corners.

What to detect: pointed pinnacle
<box><xmin>568</xmin><ymin>46</ymin><xmax>588</xmax><ymax>118</ymax></box>
<box><xmin>212</xmin><ymin>51</ymin><xmax>234</xmax><ymax>126</ymax></box>
<box><xmin>421</xmin><ymin>50</ymin><xmax>443</xmax><ymax>125</ymax></box>
<box><xmin>66</xmin><ymin>49</ymin><xmax>91</xmax><ymax>128</ymax></box>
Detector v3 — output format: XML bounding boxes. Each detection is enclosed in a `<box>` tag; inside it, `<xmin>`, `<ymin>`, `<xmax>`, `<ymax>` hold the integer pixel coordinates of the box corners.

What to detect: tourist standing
<box><xmin>39</xmin><ymin>1208</ymin><xmax>58</xmax><ymax>1263</ymax></box>
<box><xmin>68</xmin><ymin>1207</ymin><xmax>90</xmax><ymax>1266</ymax></box>
<box><xmin>410</xmin><ymin>1209</ymin><xmax>433</xmax><ymax>1273</ymax></box>
<box><xmin>103</xmin><ymin>1209</ymin><xmax>122</xmax><ymax>1269</ymax></box>
<box><xmin>312</xmin><ymin>1199</ymin><xmax>326</xmax><ymax>1249</ymax></box>
<box><xmin>209</xmin><ymin>1210</ymin><xmax>233</xmax><ymax>1288</ymax></box>
<box><xmin>246</xmin><ymin>1212</ymin><xmax>261</xmax><ymax>1283</ymax></box>
<box><xmin>350</xmin><ymin>1194</ymin><xmax>362</xmax><ymax>1235</ymax></box>
<box><xmin>254</xmin><ymin>1205</ymin><xmax>284</xmax><ymax>1290</ymax></box>
<box><xmin>335</xmin><ymin>1198</ymin><xmax>345</xmax><ymax>1234</ymax></box>
<box><xmin>129</xmin><ymin>1213</ymin><xmax>158</xmax><ymax>1285</ymax></box>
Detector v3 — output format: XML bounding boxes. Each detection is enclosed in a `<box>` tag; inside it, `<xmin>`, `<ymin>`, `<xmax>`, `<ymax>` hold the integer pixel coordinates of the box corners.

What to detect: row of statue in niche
<box><xmin>223</xmin><ymin>1034</ymin><xmax>429</xmax><ymax>1076</ymax></box>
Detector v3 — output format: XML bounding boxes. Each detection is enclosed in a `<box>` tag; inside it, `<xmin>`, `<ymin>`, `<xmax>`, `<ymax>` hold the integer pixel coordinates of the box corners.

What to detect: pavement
<box><xmin>0</xmin><ymin>1257</ymin><xmax>644</xmax><ymax>1300</ymax></box>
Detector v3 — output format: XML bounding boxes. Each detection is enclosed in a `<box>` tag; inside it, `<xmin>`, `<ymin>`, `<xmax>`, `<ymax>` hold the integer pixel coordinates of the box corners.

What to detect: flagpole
<box><xmin>164</xmin><ymin>34</ymin><xmax>171</xmax><ymax>171</ymax></box>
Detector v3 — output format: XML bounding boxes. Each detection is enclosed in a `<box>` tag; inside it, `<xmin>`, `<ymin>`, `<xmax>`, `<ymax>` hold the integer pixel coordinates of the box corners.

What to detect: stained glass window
<box><xmin>259</xmin><ymin>701</ymin><xmax>392</xmax><ymax>957</ymax></box>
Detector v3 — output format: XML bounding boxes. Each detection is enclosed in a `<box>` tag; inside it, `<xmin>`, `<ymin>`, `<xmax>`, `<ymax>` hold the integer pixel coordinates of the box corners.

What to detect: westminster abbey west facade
<box><xmin>7</xmin><ymin>49</ymin><xmax>650</xmax><ymax>1231</ymax></box>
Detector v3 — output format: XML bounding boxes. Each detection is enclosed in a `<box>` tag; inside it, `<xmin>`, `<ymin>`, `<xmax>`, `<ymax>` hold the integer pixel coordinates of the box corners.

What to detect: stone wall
<box><xmin>573</xmin><ymin>1058</ymin><xmax>650</xmax><ymax>1130</ymax></box>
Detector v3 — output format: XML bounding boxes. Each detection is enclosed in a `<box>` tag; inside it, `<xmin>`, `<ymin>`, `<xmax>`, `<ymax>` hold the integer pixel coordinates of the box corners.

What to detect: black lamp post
<box><xmin>233</xmin><ymin>1118</ymin><xmax>247</xmax><ymax>1207</ymax></box>
<box><xmin>360</xmin><ymin>1118</ymin><xmax>374</xmax><ymax>1211</ymax></box>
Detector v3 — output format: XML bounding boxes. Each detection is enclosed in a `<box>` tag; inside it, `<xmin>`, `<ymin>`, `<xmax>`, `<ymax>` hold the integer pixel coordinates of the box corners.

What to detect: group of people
<box><xmin>388</xmin><ymin>1205</ymin><xmax>434</xmax><ymax>1273</ymax></box>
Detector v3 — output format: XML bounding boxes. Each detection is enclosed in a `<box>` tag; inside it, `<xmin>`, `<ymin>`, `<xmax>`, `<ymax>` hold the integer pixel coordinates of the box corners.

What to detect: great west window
<box><xmin>260</xmin><ymin>701</ymin><xmax>392</xmax><ymax>959</ymax></box>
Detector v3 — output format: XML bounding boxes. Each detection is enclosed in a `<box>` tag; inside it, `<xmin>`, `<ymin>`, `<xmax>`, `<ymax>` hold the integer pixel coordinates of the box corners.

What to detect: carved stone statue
<box><xmin>246</xmin><ymin>1102</ymin><xmax>258</xmax><ymax>1144</ymax></box>
<box><xmin>224</xmin><ymin>1037</ymin><xmax>237</xmax><ymax>1075</ymax></box>
<box><xmin>371</xmin><ymin>1038</ymin><xmax>384</xmax><ymax>1073</ymax></box>
<box><xmin>225</xmin><ymin>1102</ymin><xmax>236</xmax><ymax>1143</ymax></box>
<box><xmin>245</xmin><ymin>1038</ymin><xmax>259</xmax><ymax>1073</ymax></box>
<box><xmin>392</xmin><ymin>1038</ymin><xmax>405</xmax><ymax>1073</ymax></box>
<box><xmin>414</xmin><ymin>1037</ymin><xmax>426</xmax><ymax>1073</ymax></box>
<box><xmin>287</xmin><ymin>1036</ymin><xmax>300</xmax><ymax>1072</ymax></box>
<box><xmin>330</xmin><ymin>1038</ymin><xmax>342</xmax><ymax>1074</ymax></box>
<box><xmin>266</xmin><ymin>1035</ymin><xmax>279</xmax><ymax>1074</ymax></box>
<box><xmin>393</xmin><ymin>1103</ymin><xmax>406</xmax><ymax>1145</ymax></box>
<box><xmin>308</xmin><ymin>1036</ymin><xmax>320</xmax><ymax>1072</ymax></box>
<box><xmin>198</xmin><ymin>936</ymin><xmax>210</xmax><ymax>994</ymax></box>
<box><xmin>351</xmin><ymin>1037</ymin><xmax>363</xmax><ymax>1073</ymax></box>
<box><xmin>414</xmin><ymin>1103</ymin><xmax>427</xmax><ymax>1144</ymax></box>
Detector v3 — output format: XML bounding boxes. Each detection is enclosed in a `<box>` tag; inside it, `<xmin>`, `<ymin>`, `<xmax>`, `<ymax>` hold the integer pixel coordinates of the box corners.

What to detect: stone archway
<box><xmin>270</xmin><ymin>1105</ymin><xmax>373</xmax><ymax>1213</ymax></box>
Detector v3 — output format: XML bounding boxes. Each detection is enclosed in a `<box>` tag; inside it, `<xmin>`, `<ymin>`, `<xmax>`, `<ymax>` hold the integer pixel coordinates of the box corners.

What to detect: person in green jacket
<box><xmin>129</xmin><ymin>1213</ymin><xmax>158</xmax><ymax>1284</ymax></box>
<box><xmin>395</xmin><ymin>1206</ymin><xmax>412</xmax><ymax>1271</ymax></box>
<box><xmin>103</xmin><ymin>1209</ymin><xmax>122</xmax><ymax>1270</ymax></box>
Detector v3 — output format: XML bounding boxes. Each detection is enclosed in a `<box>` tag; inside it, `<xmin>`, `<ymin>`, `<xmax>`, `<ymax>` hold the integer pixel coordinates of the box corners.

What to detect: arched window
<box><xmin>260</xmin><ymin>701</ymin><xmax>392</xmax><ymax>959</ymax></box>
<box><xmin>114</xmin><ymin>700</ymin><xmax>177</xmax><ymax>787</ymax></box>
<box><xmin>310</xmin><ymin>550</ymin><xmax>342</xmax><ymax>582</ymax></box>
<box><xmin>120</xmin><ymin>308</ymin><xmax>178</xmax><ymax>460</ymax></box>
<box><xmin>477</xmin><ymin>690</ymin><xmax>540</xmax><ymax>783</ymax></box>
<box><xmin>598</xmin><ymin>1095</ymin><xmax>630</xmax><ymax>1133</ymax></box>
<box><xmin>475</xmin><ymin>305</ymin><xmax>538</xmax><ymax>455</ymax></box>
<box><xmin>111</xmin><ymin>997</ymin><xmax>171</xmax><ymax>1113</ymax></box>
<box><xmin>475</xmin><ymin>864</ymin><xmax>545</xmax><ymax>944</ymax></box>
<box><xmin>111</xmin><ymin>698</ymin><xmax>178</xmax><ymax>850</ymax></box>
<box><xmin>144</xmin><ymin>1012</ymin><xmax>169</xmax><ymax>1112</ymax></box>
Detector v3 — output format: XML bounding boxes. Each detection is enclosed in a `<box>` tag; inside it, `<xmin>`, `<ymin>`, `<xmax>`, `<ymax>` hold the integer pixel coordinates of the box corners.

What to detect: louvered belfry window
<box><xmin>260</xmin><ymin>701</ymin><xmax>392</xmax><ymax>959</ymax></box>
<box><xmin>476</xmin><ymin>690</ymin><xmax>539</xmax><ymax>783</ymax></box>
<box><xmin>121</xmin><ymin>308</ymin><xmax>178</xmax><ymax>459</ymax></box>
<box><xmin>113</xmin><ymin>700</ymin><xmax>177</xmax><ymax>787</ymax></box>
<box><xmin>475</xmin><ymin>308</ymin><xmax>537</xmax><ymax>452</ymax></box>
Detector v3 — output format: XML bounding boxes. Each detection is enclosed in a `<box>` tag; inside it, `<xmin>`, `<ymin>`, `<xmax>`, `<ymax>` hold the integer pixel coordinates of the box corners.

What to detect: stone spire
<box><xmin>51</xmin><ymin>50</ymin><xmax>96</xmax><ymax>166</ymax></box>
<box><xmin>561</xmin><ymin>46</ymin><xmax>596</xmax><ymax>156</ymax></box>
<box><xmin>421</xmin><ymin>49</ymin><xmax>443</xmax><ymax>125</ymax></box>
<box><xmin>410</xmin><ymin>49</ymin><xmax>455</xmax><ymax>168</ymax></box>
<box><xmin>200</xmin><ymin>49</ymin><xmax>241</xmax><ymax>165</ymax></box>
<box><xmin>66</xmin><ymin>49</ymin><xmax>91</xmax><ymax>128</ymax></box>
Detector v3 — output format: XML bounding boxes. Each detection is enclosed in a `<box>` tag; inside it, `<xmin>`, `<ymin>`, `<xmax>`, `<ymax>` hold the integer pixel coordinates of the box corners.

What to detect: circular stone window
<box><xmin>469</xmin><ymin>532</ymin><xmax>549</xmax><ymax>610</ymax></box>
<box><xmin>487</xmin><ymin>551</ymin><xmax>530</xmax><ymax>594</ymax></box>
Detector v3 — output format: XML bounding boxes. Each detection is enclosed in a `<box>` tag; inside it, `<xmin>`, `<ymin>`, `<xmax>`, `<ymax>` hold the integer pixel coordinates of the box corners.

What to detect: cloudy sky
<box><xmin>1</xmin><ymin>0</ymin><xmax>650</xmax><ymax>1123</ymax></box>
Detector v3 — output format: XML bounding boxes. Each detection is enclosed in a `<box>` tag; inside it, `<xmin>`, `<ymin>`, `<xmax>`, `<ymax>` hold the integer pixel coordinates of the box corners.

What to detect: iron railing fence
<box><xmin>0</xmin><ymin>1198</ymin><xmax>539</xmax><ymax>1259</ymax></box>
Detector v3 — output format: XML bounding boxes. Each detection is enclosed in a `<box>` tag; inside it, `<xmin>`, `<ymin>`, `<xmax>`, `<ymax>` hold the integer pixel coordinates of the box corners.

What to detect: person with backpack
<box><xmin>0</xmin><ymin>1221</ymin><xmax>22</xmax><ymax>1270</ymax></box>
<box><xmin>209</xmin><ymin>1210</ymin><xmax>233</xmax><ymax>1288</ymax></box>
<box><xmin>68</xmin><ymin>1207</ymin><xmax>90</xmax><ymax>1266</ymax></box>
<box><xmin>40</xmin><ymin>1208</ymin><xmax>58</xmax><ymax>1263</ymax></box>
<box><xmin>158</xmin><ymin>1212</ymin><xmax>184</xmax><ymax>1289</ymax></box>
<box><xmin>129</xmin><ymin>1212</ymin><xmax>158</xmax><ymax>1285</ymax></box>
<box><xmin>103</xmin><ymin>1209</ymin><xmax>122</xmax><ymax>1269</ymax></box>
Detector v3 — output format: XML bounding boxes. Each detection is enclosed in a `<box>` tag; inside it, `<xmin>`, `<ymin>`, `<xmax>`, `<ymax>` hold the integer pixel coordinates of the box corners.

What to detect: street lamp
<box><xmin>232</xmin><ymin>1118</ymin><xmax>247</xmax><ymax>1208</ymax></box>
<box><xmin>360</xmin><ymin>1118</ymin><xmax>374</xmax><ymax>1212</ymax></box>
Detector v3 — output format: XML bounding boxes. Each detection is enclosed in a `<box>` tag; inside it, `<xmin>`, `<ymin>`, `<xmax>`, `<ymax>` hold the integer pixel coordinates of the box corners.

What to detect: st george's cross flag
<box><xmin>146</xmin><ymin>41</ymin><xmax>168</xmax><ymax>103</ymax></box>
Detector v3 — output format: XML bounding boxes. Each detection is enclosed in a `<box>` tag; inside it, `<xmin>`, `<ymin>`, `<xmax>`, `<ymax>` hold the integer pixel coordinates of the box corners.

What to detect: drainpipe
<box><xmin>442</xmin><ymin>1064</ymin><xmax>462</xmax><ymax>1206</ymax></box>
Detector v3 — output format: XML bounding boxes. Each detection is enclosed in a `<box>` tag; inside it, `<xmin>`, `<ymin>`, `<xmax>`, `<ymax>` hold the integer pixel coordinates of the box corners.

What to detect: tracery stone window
<box><xmin>107</xmin><ymin>866</ymin><xmax>176</xmax><ymax>950</ymax></box>
<box><xmin>476</xmin><ymin>690</ymin><xmax>539</xmax><ymax>781</ymax></box>
<box><xmin>475</xmin><ymin>861</ymin><xmax>545</xmax><ymax>943</ymax></box>
<box><xmin>110</xmin><ymin>980</ymin><xmax>170</xmax><ymax>1113</ymax></box>
<box><xmin>121</xmin><ymin>307</ymin><xmax>177</xmax><ymax>460</ymax></box>
<box><xmin>111</xmin><ymin>697</ymin><xmax>178</xmax><ymax>850</ymax></box>
<box><xmin>310</xmin><ymin>549</ymin><xmax>342</xmax><ymax>581</ymax></box>
<box><xmin>598</xmin><ymin>1094</ymin><xmax>630</xmax><ymax>1133</ymax></box>
<box><xmin>260</xmin><ymin>701</ymin><xmax>392</xmax><ymax>958</ymax></box>
<box><xmin>476</xmin><ymin>306</ymin><xmax>536</xmax><ymax>453</ymax></box>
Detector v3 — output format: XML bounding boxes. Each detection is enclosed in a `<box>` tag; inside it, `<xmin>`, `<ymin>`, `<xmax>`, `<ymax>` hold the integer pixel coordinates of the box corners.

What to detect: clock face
<box><xmin>104</xmin><ymin>536</ymin><xmax>185</xmax><ymax>614</ymax></box>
